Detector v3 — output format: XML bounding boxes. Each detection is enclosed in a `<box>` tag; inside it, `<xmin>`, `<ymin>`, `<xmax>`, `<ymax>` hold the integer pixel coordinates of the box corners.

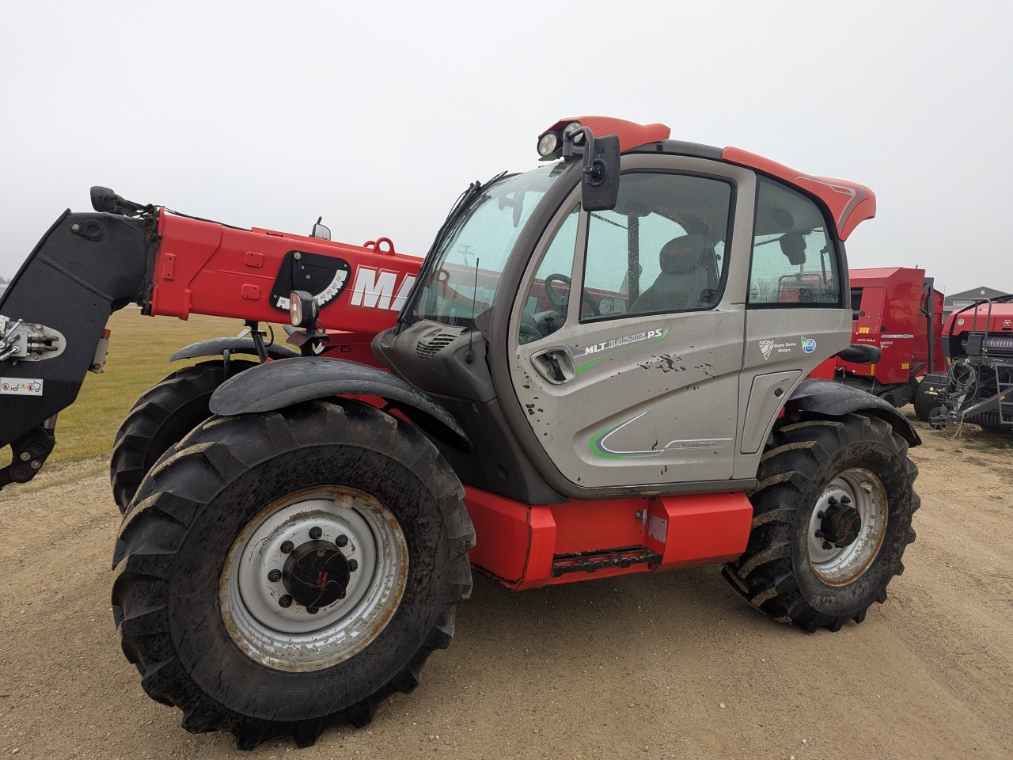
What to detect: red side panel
<box><xmin>541</xmin><ymin>116</ymin><xmax>671</xmax><ymax>153</ymax></box>
<box><xmin>463</xmin><ymin>488</ymin><xmax>555</xmax><ymax>585</ymax></box>
<box><xmin>645</xmin><ymin>493</ymin><xmax>753</xmax><ymax>570</ymax></box>
<box><xmin>839</xmin><ymin>268</ymin><xmax>936</xmax><ymax>383</ymax></box>
<box><xmin>721</xmin><ymin>146</ymin><xmax>875</xmax><ymax>240</ymax></box>
<box><xmin>463</xmin><ymin>487</ymin><xmax>752</xmax><ymax>591</ymax></box>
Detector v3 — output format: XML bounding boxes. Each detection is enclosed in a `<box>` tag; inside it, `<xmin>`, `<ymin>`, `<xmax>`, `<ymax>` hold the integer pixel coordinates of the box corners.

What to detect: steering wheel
<box><xmin>544</xmin><ymin>273</ymin><xmax>600</xmax><ymax>317</ymax></box>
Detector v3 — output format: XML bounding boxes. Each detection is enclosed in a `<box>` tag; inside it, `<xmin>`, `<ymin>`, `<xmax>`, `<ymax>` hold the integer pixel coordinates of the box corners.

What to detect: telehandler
<box><xmin>0</xmin><ymin>117</ymin><xmax>919</xmax><ymax>749</ymax></box>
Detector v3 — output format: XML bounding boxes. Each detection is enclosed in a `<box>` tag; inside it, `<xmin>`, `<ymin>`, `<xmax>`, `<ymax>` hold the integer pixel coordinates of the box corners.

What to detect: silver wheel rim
<box><xmin>220</xmin><ymin>486</ymin><xmax>408</xmax><ymax>672</ymax></box>
<box><xmin>807</xmin><ymin>468</ymin><xmax>887</xmax><ymax>585</ymax></box>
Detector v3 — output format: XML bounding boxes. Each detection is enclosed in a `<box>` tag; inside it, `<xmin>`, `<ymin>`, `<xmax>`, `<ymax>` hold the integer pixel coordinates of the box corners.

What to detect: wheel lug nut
<box><xmin>267</xmin><ymin>569</ymin><xmax>281</xmax><ymax>582</ymax></box>
<box><xmin>822</xmin><ymin>541</ymin><xmax>832</xmax><ymax>551</ymax></box>
<box><xmin>306</xmin><ymin>606</ymin><xmax>319</xmax><ymax>615</ymax></box>
<box><xmin>816</xmin><ymin>511</ymin><xmax>825</xmax><ymax>519</ymax></box>
<box><xmin>309</xmin><ymin>526</ymin><xmax>322</xmax><ymax>539</ymax></box>
<box><xmin>279</xmin><ymin>595</ymin><xmax>293</xmax><ymax>608</ymax></box>
<box><xmin>335</xmin><ymin>534</ymin><xmax>349</xmax><ymax>548</ymax></box>
<box><xmin>281</xmin><ymin>540</ymin><xmax>294</xmax><ymax>554</ymax></box>
<box><xmin>348</xmin><ymin>559</ymin><xmax>358</xmax><ymax>572</ymax></box>
<box><xmin>840</xmin><ymin>495</ymin><xmax>852</xmax><ymax>505</ymax></box>
<box><xmin>814</xmin><ymin>530</ymin><xmax>824</xmax><ymax>538</ymax></box>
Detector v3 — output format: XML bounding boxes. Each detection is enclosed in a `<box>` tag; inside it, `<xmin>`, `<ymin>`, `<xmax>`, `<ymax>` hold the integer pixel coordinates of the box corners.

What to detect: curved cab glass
<box><xmin>413</xmin><ymin>164</ymin><xmax>567</xmax><ymax>329</ymax></box>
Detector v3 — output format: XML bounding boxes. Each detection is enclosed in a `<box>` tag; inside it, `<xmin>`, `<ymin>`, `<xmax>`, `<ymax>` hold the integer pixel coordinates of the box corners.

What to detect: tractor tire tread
<box><xmin>112</xmin><ymin>399</ymin><xmax>473</xmax><ymax>750</ymax></box>
<box><xmin>110</xmin><ymin>360</ymin><xmax>256</xmax><ymax>511</ymax></box>
<box><xmin>723</xmin><ymin>412</ymin><xmax>917</xmax><ymax>633</ymax></box>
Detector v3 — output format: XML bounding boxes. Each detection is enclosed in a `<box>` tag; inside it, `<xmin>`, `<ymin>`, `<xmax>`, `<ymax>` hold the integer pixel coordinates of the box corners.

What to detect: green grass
<box><xmin>3</xmin><ymin>309</ymin><xmax>284</xmax><ymax>467</ymax></box>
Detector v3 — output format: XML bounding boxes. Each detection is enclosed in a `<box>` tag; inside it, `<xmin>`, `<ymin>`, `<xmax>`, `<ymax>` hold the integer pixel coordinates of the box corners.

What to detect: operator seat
<box><xmin>630</xmin><ymin>234</ymin><xmax>716</xmax><ymax>313</ymax></box>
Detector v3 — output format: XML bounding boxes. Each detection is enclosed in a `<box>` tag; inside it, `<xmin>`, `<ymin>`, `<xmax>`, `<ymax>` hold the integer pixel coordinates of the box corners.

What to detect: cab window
<box><xmin>580</xmin><ymin>172</ymin><xmax>733</xmax><ymax>320</ymax></box>
<box><xmin>747</xmin><ymin>177</ymin><xmax>841</xmax><ymax>307</ymax></box>
<box><xmin>517</xmin><ymin>205</ymin><xmax>580</xmax><ymax>345</ymax></box>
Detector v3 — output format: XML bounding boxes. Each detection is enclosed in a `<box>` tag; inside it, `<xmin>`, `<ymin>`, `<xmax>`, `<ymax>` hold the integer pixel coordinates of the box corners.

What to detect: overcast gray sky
<box><xmin>1</xmin><ymin>0</ymin><xmax>1010</xmax><ymax>296</ymax></box>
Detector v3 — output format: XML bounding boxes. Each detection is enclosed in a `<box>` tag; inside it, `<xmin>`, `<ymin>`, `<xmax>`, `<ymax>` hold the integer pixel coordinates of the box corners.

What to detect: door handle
<box><xmin>531</xmin><ymin>348</ymin><xmax>576</xmax><ymax>384</ymax></box>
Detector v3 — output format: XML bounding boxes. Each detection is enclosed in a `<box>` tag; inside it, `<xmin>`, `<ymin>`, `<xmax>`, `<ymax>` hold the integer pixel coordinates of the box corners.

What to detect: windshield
<box><xmin>413</xmin><ymin>164</ymin><xmax>567</xmax><ymax>329</ymax></box>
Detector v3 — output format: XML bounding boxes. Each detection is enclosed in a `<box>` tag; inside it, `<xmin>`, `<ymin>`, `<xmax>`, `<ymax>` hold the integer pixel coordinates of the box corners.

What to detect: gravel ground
<box><xmin>0</xmin><ymin>414</ymin><xmax>1010</xmax><ymax>759</ymax></box>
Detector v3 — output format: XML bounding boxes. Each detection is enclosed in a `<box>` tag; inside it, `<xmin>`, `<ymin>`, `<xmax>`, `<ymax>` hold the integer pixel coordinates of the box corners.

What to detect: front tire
<box><xmin>112</xmin><ymin>400</ymin><xmax>474</xmax><ymax>749</ymax></box>
<box><xmin>110</xmin><ymin>360</ymin><xmax>256</xmax><ymax>511</ymax></box>
<box><xmin>723</xmin><ymin>413</ymin><xmax>918</xmax><ymax>632</ymax></box>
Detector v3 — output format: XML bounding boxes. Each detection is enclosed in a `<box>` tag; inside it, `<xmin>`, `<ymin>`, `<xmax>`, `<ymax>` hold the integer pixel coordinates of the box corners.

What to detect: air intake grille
<box><xmin>416</xmin><ymin>329</ymin><xmax>466</xmax><ymax>359</ymax></box>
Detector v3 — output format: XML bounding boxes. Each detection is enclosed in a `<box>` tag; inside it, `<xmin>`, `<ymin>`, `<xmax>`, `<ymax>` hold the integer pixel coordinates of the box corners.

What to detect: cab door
<box><xmin>731</xmin><ymin>175</ymin><xmax>852</xmax><ymax>478</ymax></box>
<box><xmin>506</xmin><ymin>155</ymin><xmax>757</xmax><ymax>491</ymax></box>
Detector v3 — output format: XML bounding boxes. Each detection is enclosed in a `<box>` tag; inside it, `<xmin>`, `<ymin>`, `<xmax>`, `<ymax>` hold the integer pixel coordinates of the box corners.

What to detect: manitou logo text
<box><xmin>349</xmin><ymin>267</ymin><xmax>417</xmax><ymax>311</ymax></box>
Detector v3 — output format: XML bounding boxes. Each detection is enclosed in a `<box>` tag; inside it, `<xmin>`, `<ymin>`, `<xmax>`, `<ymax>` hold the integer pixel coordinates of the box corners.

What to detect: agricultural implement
<box><xmin>0</xmin><ymin>117</ymin><xmax>920</xmax><ymax>748</ymax></box>
<box><xmin>920</xmin><ymin>296</ymin><xmax>1013</xmax><ymax>434</ymax></box>
<box><xmin>812</xmin><ymin>267</ymin><xmax>945</xmax><ymax>414</ymax></box>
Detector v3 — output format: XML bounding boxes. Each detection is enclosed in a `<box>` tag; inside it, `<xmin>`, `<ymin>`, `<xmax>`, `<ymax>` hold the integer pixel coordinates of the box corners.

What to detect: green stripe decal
<box><xmin>590</xmin><ymin>424</ymin><xmax>625</xmax><ymax>459</ymax></box>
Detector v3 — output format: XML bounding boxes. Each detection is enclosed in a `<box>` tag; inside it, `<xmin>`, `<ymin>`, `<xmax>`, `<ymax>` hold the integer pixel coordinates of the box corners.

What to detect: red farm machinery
<box><xmin>808</xmin><ymin>267</ymin><xmax>946</xmax><ymax>414</ymax></box>
<box><xmin>918</xmin><ymin>296</ymin><xmax>1013</xmax><ymax>434</ymax></box>
<box><xmin>0</xmin><ymin>117</ymin><xmax>921</xmax><ymax>748</ymax></box>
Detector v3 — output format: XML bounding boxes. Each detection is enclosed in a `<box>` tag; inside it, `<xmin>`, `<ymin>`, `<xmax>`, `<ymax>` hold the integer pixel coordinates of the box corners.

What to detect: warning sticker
<box><xmin>648</xmin><ymin>514</ymin><xmax>668</xmax><ymax>543</ymax></box>
<box><xmin>0</xmin><ymin>378</ymin><xmax>43</xmax><ymax>396</ymax></box>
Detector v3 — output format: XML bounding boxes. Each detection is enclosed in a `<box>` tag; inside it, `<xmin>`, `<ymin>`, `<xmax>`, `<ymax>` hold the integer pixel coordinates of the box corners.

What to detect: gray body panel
<box><xmin>730</xmin><ymin>308</ymin><xmax>851</xmax><ymax>478</ymax></box>
<box><xmin>501</xmin><ymin>155</ymin><xmax>849</xmax><ymax>493</ymax></box>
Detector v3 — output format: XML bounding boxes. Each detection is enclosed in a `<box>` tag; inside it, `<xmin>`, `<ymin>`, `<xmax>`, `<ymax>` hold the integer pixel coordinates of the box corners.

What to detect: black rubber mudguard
<box><xmin>209</xmin><ymin>356</ymin><xmax>472</xmax><ymax>452</ymax></box>
<box><xmin>168</xmin><ymin>337</ymin><xmax>298</xmax><ymax>362</ymax></box>
<box><xmin>785</xmin><ymin>378</ymin><xmax>922</xmax><ymax>446</ymax></box>
<box><xmin>0</xmin><ymin>211</ymin><xmax>151</xmax><ymax>449</ymax></box>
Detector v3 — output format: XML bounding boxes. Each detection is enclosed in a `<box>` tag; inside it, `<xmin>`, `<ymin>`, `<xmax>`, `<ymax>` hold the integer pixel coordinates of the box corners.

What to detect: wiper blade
<box><xmin>396</xmin><ymin>171</ymin><xmax>508</xmax><ymax>331</ymax></box>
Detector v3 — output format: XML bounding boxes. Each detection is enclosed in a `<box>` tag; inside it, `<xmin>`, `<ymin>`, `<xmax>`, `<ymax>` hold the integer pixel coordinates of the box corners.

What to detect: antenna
<box><xmin>465</xmin><ymin>258</ymin><xmax>480</xmax><ymax>364</ymax></box>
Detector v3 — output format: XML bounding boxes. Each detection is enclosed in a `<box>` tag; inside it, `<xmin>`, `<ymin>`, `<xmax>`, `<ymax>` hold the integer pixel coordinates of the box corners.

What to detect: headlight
<box><xmin>537</xmin><ymin>132</ymin><xmax>559</xmax><ymax>157</ymax></box>
<box><xmin>289</xmin><ymin>290</ymin><xmax>319</xmax><ymax>328</ymax></box>
<box><xmin>562</xmin><ymin>121</ymin><xmax>583</xmax><ymax>143</ymax></box>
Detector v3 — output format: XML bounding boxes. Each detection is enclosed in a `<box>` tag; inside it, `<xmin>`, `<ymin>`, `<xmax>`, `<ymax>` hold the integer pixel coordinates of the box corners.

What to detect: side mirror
<box><xmin>563</xmin><ymin>128</ymin><xmax>621</xmax><ymax>212</ymax></box>
<box><xmin>310</xmin><ymin>216</ymin><xmax>331</xmax><ymax>240</ymax></box>
<box><xmin>580</xmin><ymin>133</ymin><xmax>621</xmax><ymax>212</ymax></box>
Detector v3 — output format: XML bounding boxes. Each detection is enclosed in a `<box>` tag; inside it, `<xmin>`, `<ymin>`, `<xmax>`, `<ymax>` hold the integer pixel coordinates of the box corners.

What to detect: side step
<box><xmin>550</xmin><ymin>545</ymin><xmax>662</xmax><ymax>578</ymax></box>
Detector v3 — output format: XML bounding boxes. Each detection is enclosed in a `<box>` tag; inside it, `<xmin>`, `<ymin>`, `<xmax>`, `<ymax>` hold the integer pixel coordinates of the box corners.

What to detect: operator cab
<box><xmin>374</xmin><ymin>118</ymin><xmax>868</xmax><ymax>505</ymax></box>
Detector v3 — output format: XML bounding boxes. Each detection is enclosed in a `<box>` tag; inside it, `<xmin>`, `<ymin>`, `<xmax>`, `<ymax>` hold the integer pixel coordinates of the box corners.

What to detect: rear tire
<box><xmin>723</xmin><ymin>413</ymin><xmax>918</xmax><ymax>632</ymax></box>
<box><xmin>110</xmin><ymin>360</ymin><xmax>255</xmax><ymax>511</ymax></box>
<box><xmin>111</xmin><ymin>400</ymin><xmax>474</xmax><ymax>749</ymax></box>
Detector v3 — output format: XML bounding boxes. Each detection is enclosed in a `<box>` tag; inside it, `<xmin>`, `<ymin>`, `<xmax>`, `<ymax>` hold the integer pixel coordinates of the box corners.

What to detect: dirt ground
<box><xmin>1</xmin><ymin>413</ymin><xmax>1010</xmax><ymax>759</ymax></box>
